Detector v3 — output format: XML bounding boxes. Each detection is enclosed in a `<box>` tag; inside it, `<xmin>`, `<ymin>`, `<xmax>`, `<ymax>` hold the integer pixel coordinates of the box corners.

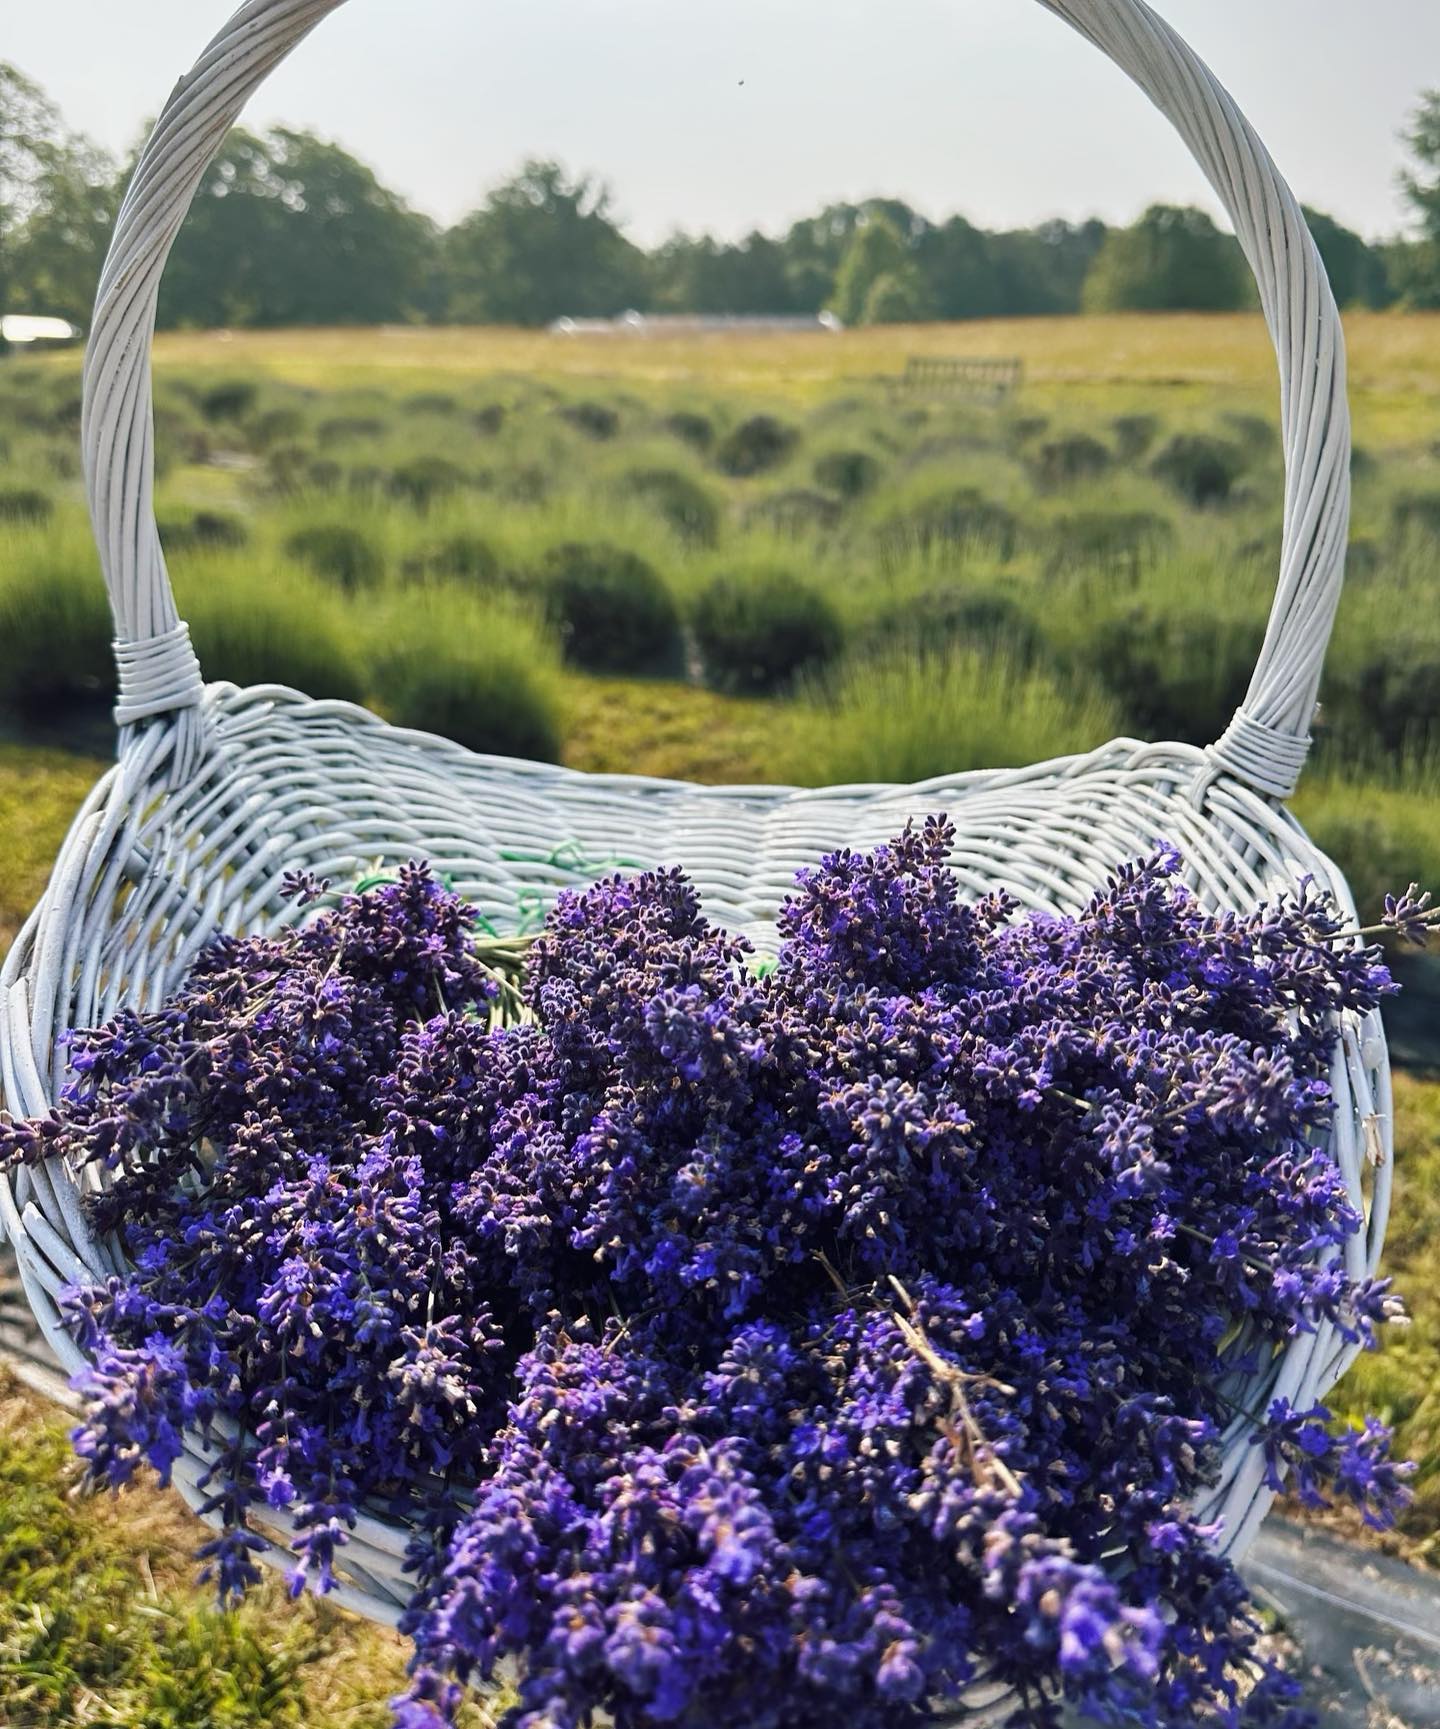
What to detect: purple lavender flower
<box><xmin>1383</xmin><ymin>883</ymin><xmax>1436</xmax><ymax>948</ymax></box>
<box><xmin>0</xmin><ymin>839</ymin><xmax>1411</xmax><ymax>1729</ymax></box>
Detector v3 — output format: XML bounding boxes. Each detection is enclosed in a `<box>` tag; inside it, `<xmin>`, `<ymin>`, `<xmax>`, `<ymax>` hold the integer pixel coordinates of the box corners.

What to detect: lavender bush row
<box><xmin>0</xmin><ymin>825</ymin><xmax>1421</xmax><ymax>1728</ymax></box>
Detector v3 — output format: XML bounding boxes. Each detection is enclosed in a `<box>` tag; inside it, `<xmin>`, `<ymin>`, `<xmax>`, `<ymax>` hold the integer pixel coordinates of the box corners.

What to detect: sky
<box><xmin>8</xmin><ymin>0</ymin><xmax>1440</xmax><ymax>245</ymax></box>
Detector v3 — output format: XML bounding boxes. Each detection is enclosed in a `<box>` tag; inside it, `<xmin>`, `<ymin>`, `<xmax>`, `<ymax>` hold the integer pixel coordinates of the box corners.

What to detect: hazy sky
<box><xmin>9</xmin><ymin>1</ymin><xmax>1440</xmax><ymax>244</ymax></box>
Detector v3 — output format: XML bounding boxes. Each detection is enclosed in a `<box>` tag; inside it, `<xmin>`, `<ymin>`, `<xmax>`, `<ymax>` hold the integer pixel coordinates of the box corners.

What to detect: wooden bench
<box><xmin>898</xmin><ymin>355</ymin><xmax>1024</xmax><ymax>399</ymax></box>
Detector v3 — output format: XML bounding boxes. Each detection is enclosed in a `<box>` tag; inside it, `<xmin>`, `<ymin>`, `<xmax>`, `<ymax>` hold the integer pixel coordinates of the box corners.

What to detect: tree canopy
<box><xmin>0</xmin><ymin>62</ymin><xmax>115</xmax><ymax>325</ymax></box>
<box><xmin>0</xmin><ymin>59</ymin><xmax>1428</xmax><ymax>332</ymax></box>
<box><xmin>1301</xmin><ymin>206</ymin><xmax>1393</xmax><ymax>310</ymax></box>
<box><xmin>650</xmin><ymin>232</ymin><xmax>809</xmax><ymax>316</ymax></box>
<box><xmin>442</xmin><ymin>160</ymin><xmax>646</xmax><ymax>326</ymax></box>
<box><xmin>1393</xmin><ymin>90</ymin><xmax>1440</xmax><ymax>308</ymax></box>
<box><xmin>1082</xmin><ymin>204</ymin><xmax>1253</xmax><ymax>314</ymax></box>
<box><xmin>160</xmin><ymin>128</ymin><xmax>438</xmax><ymax>328</ymax></box>
<box><xmin>832</xmin><ymin>214</ymin><xmax>931</xmax><ymax>326</ymax></box>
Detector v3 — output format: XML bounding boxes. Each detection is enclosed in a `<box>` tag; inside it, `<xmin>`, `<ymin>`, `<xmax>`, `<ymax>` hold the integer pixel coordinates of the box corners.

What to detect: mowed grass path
<box><xmin>149</xmin><ymin>311</ymin><xmax>1440</xmax><ymax>439</ymax></box>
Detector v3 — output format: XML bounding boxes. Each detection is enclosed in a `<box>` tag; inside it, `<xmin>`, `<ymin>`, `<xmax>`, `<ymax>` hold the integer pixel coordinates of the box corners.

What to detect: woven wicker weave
<box><xmin>0</xmin><ymin>0</ymin><xmax>1392</xmax><ymax>1697</ymax></box>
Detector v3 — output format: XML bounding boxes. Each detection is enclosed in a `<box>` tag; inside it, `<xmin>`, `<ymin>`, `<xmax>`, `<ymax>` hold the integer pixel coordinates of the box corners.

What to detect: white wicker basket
<box><xmin>0</xmin><ymin>0</ymin><xmax>1392</xmax><ymax>1705</ymax></box>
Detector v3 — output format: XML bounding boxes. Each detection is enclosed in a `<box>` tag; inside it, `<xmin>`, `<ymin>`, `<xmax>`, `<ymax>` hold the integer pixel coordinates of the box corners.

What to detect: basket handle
<box><xmin>84</xmin><ymin>0</ymin><xmax>1349</xmax><ymax>800</ymax></box>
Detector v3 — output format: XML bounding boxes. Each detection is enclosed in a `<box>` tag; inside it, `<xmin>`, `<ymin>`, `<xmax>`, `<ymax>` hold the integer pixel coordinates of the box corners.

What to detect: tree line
<box><xmin>4</xmin><ymin>60</ymin><xmax>1440</xmax><ymax>331</ymax></box>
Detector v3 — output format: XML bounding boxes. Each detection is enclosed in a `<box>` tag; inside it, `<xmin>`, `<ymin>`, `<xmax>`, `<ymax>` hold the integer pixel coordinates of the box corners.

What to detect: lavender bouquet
<box><xmin>1</xmin><ymin>822</ymin><xmax>1419</xmax><ymax>1728</ymax></box>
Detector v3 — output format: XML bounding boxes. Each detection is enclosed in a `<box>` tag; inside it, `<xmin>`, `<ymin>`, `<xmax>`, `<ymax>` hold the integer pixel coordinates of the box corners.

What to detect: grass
<box><xmin>782</xmin><ymin>649</ymin><xmax>1122</xmax><ymax>785</ymax></box>
<box><xmin>562</xmin><ymin>677</ymin><xmax>774</xmax><ymax>782</ymax></box>
<box><xmin>1292</xmin><ymin>749</ymin><xmax>1440</xmax><ymax>923</ymax></box>
<box><xmin>364</xmin><ymin>588</ymin><xmax>565</xmax><ymax>759</ymax></box>
<box><xmin>0</xmin><ymin>522</ymin><xmax>114</xmax><ymax>719</ymax></box>
<box><xmin>0</xmin><ymin>744</ymin><xmax>107</xmax><ymax>953</ymax></box>
<box><xmin>120</xmin><ymin>313</ymin><xmax>1440</xmax><ymax>444</ymax></box>
<box><xmin>1322</xmin><ymin>1071</ymin><xmax>1440</xmax><ymax>1561</ymax></box>
<box><xmin>0</xmin><ymin>1370</ymin><xmax>513</xmax><ymax>1728</ymax></box>
<box><xmin>179</xmin><ymin>561</ymin><xmax>369</xmax><ymax>704</ymax></box>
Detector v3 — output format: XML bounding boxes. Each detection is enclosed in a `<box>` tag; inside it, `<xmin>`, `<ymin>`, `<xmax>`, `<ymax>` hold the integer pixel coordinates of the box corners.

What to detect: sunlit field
<box><xmin>5</xmin><ymin>312</ymin><xmax>1436</xmax><ymax>899</ymax></box>
<box><xmin>147</xmin><ymin>311</ymin><xmax>1440</xmax><ymax>435</ymax></box>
